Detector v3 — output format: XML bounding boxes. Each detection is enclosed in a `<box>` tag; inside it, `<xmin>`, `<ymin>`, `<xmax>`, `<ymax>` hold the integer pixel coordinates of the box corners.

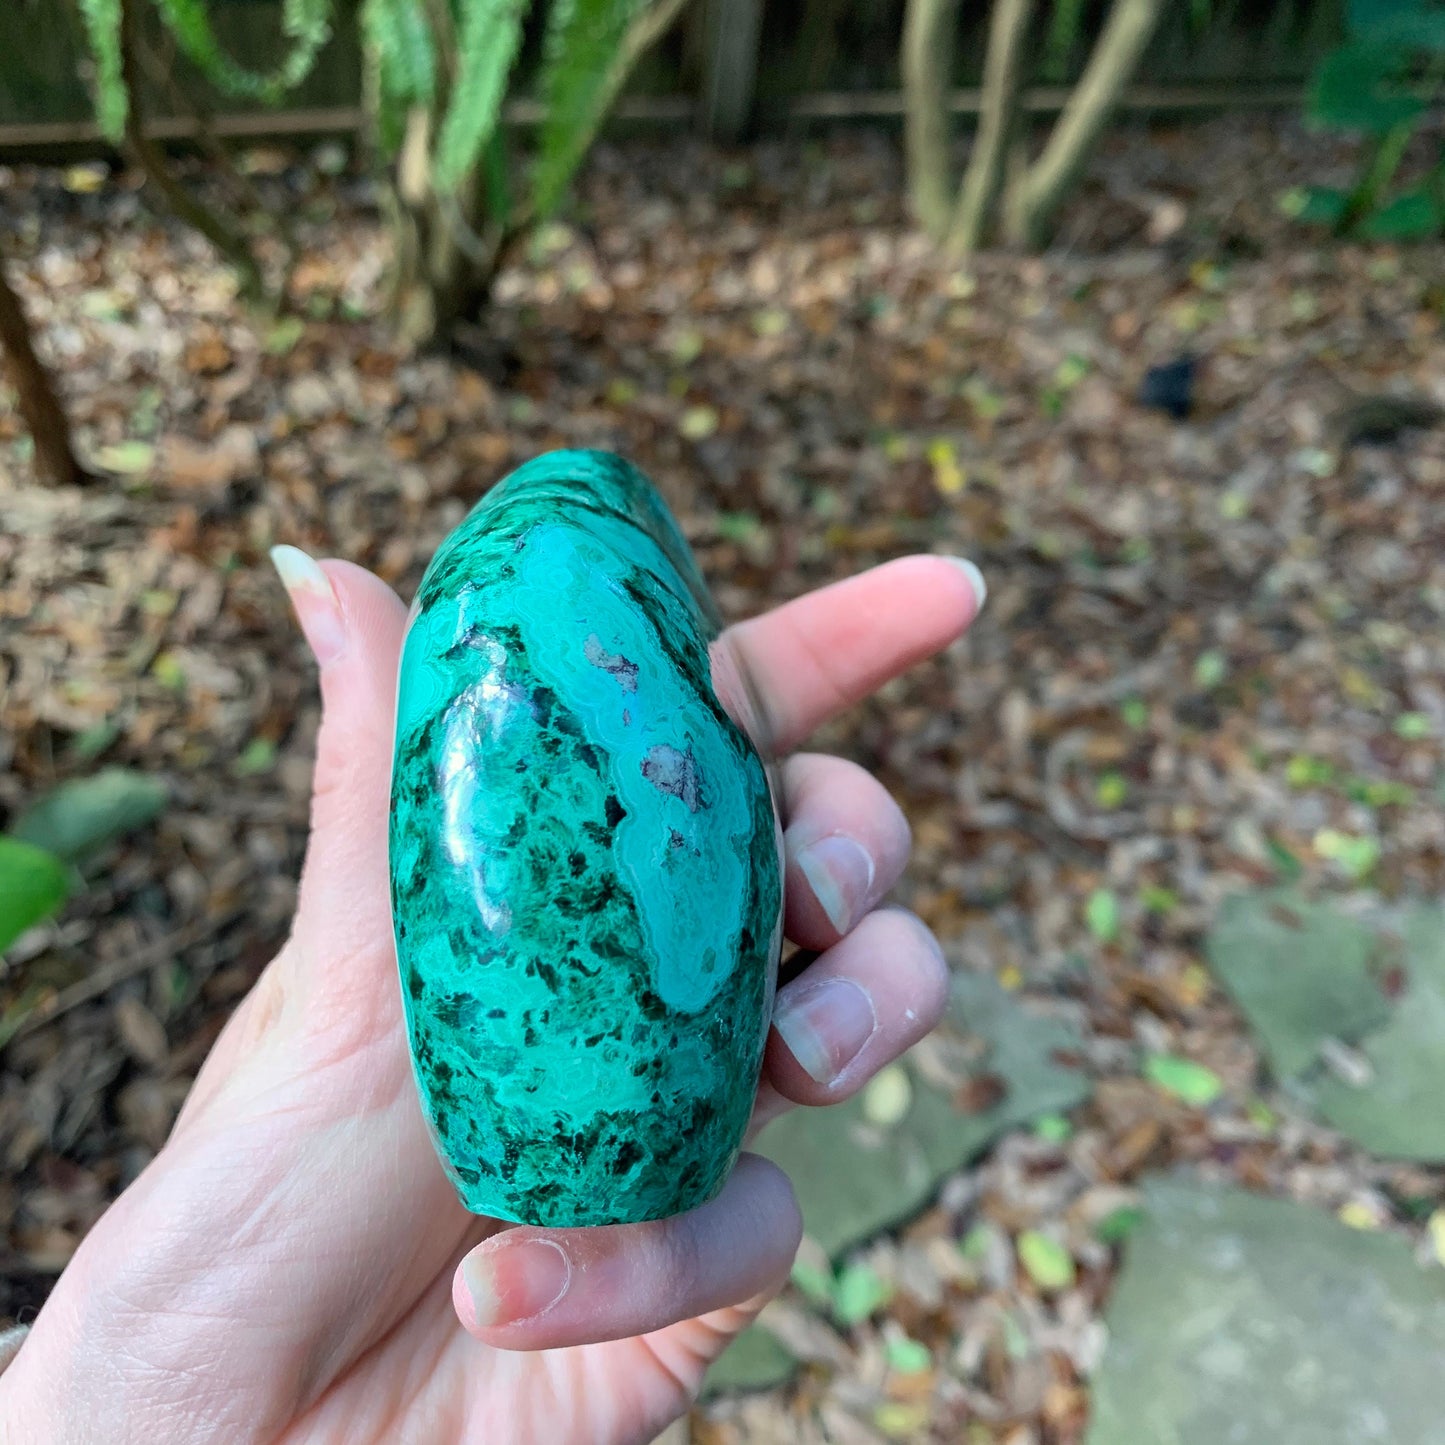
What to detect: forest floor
<box><xmin>4</xmin><ymin>114</ymin><xmax>1445</xmax><ymax>1443</ymax></box>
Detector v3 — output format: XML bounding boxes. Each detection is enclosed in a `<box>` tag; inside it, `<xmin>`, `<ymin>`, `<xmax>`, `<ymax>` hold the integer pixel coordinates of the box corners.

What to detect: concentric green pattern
<box><xmin>390</xmin><ymin>450</ymin><xmax>782</xmax><ymax>1226</ymax></box>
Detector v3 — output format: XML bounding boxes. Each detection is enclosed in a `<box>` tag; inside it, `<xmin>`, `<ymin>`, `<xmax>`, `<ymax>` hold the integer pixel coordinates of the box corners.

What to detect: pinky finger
<box><xmin>453</xmin><ymin>1154</ymin><xmax>801</xmax><ymax>1351</ymax></box>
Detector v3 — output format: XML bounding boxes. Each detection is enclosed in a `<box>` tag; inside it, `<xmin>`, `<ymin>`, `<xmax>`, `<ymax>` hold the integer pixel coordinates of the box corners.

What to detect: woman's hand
<box><xmin>0</xmin><ymin>549</ymin><xmax>984</xmax><ymax>1445</ymax></box>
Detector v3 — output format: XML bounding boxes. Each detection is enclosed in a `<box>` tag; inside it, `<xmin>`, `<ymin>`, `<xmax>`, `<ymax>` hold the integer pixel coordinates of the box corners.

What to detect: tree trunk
<box><xmin>388</xmin><ymin>107</ymin><xmax>510</xmax><ymax>349</ymax></box>
<box><xmin>902</xmin><ymin>0</ymin><xmax>961</xmax><ymax>241</ymax></box>
<box><xmin>1003</xmin><ymin>0</ymin><xmax>1166</xmax><ymax>249</ymax></box>
<box><xmin>391</xmin><ymin>194</ymin><xmax>508</xmax><ymax>350</ymax></box>
<box><xmin>948</xmin><ymin>0</ymin><xmax>1036</xmax><ymax>256</ymax></box>
<box><xmin>119</xmin><ymin>0</ymin><xmax>267</xmax><ymax>302</ymax></box>
<box><xmin>0</xmin><ymin>243</ymin><xmax>88</xmax><ymax>488</ymax></box>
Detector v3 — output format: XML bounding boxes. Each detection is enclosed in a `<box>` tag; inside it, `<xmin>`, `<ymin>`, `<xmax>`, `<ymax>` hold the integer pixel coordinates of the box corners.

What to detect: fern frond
<box><xmin>1042</xmin><ymin>0</ymin><xmax>1087</xmax><ymax>82</ymax></box>
<box><xmin>432</xmin><ymin>0</ymin><xmax>530</xmax><ymax>194</ymax></box>
<box><xmin>78</xmin><ymin>0</ymin><xmax>127</xmax><ymax>139</ymax></box>
<box><xmin>361</xmin><ymin>0</ymin><xmax>437</xmax><ymax>155</ymax></box>
<box><xmin>533</xmin><ymin>0</ymin><xmax>640</xmax><ymax>217</ymax></box>
<box><xmin>154</xmin><ymin>0</ymin><xmax>333</xmax><ymax>101</ymax></box>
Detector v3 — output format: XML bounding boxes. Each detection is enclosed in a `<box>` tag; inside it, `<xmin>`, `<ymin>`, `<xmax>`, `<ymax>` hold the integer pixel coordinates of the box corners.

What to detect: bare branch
<box><xmin>0</xmin><ymin>237</ymin><xmax>89</xmax><ymax>487</ymax></box>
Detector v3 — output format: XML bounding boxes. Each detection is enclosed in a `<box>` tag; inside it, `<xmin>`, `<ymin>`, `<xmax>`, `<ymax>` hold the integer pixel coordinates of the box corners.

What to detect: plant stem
<box><xmin>1341</xmin><ymin>120</ymin><xmax>1413</xmax><ymax>235</ymax></box>
<box><xmin>949</xmin><ymin>0</ymin><xmax>1037</xmax><ymax>255</ymax></box>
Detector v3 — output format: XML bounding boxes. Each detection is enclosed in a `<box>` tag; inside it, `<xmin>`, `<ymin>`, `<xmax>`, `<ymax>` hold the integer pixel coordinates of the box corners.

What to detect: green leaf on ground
<box><xmin>234</xmin><ymin>738</ymin><xmax>277</xmax><ymax>776</ymax></box>
<box><xmin>1193</xmin><ymin>650</ymin><xmax>1228</xmax><ymax>689</ymax></box>
<box><xmin>832</xmin><ymin>1262</ymin><xmax>893</xmax><ymax>1325</ymax></box>
<box><xmin>0</xmin><ymin>838</ymin><xmax>70</xmax><ymax>952</ymax></box>
<box><xmin>1087</xmin><ymin>1178</ymin><xmax>1445</xmax><ymax>1444</ymax></box>
<box><xmin>885</xmin><ymin>1333</ymin><xmax>933</xmax><ymax>1375</ymax></box>
<box><xmin>264</xmin><ymin>316</ymin><xmax>305</xmax><ymax>355</ymax></box>
<box><xmin>1086</xmin><ymin>889</ymin><xmax>1121</xmax><ymax>943</ymax></box>
<box><xmin>679</xmin><ymin>404</ymin><xmax>720</xmax><ymax>440</ymax></box>
<box><xmin>1096</xmin><ymin>772</ymin><xmax>1128</xmax><ymax>808</ymax></box>
<box><xmin>1141</xmin><ymin>885</ymin><xmax>1178</xmax><ymax>915</ymax></box>
<box><xmin>874</xmin><ymin>1402</ymin><xmax>932</xmax><ymax>1437</ymax></box>
<box><xmin>1018</xmin><ymin>1230</ymin><xmax>1077</xmax><ymax>1291</ymax></box>
<box><xmin>1313</xmin><ymin>829</ymin><xmax>1381</xmax><ymax>880</ymax></box>
<box><xmin>1144</xmin><ymin>1054</ymin><xmax>1223</xmax><ymax>1106</ymax></box>
<box><xmin>1120</xmin><ymin>697</ymin><xmax>1149</xmax><ymax>729</ymax></box>
<box><xmin>1033</xmin><ymin>1112</ymin><xmax>1072</xmax><ymax>1143</ymax></box>
<box><xmin>11</xmin><ymin>769</ymin><xmax>167</xmax><ymax>863</ymax></box>
<box><xmin>95</xmin><ymin>440</ymin><xmax>155</xmax><ymax>475</ymax></box>
<box><xmin>1286</xmin><ymin>754</ymin><xmax>1335</xmax><ymax>787</ymax></box>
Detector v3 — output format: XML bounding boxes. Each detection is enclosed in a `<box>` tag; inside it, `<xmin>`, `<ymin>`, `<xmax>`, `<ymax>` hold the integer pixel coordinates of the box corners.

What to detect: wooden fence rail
<box><xmin>0</xmin><ymin>0</ymin><xmax>1339</xmax><ymax>153</ymax></box>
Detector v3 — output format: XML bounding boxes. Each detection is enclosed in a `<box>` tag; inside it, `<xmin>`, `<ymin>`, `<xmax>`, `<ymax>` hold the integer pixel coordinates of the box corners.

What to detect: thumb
<box><xmin>269</xmin><ymin>547</ymin><xmax>409</xmax><ymax>1001</ymax></box>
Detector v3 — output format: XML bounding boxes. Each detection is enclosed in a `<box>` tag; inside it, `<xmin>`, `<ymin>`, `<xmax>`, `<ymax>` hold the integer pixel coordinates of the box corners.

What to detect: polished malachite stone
<box><xmin>389</xmin><ymin>450</ymin><xmax>783</xmax><ymax>1227</ymax></box>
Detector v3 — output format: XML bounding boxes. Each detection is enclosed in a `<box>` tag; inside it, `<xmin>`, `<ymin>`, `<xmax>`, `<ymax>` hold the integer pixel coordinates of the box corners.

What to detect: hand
<box><xmin>0</xmin><ymin>548</ymin><xmax>984</xmax><ymax>1445</ymax></box>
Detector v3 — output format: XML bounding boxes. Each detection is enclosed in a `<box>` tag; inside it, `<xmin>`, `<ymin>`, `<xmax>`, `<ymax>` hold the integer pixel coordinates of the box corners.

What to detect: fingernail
<box><xmin>773</xmin><ymin>977</ymin><xmax>878</xmax><ymax>1086</ymax></box>
<box><xmin>795</xmin><ymin>834</ymin><xmax>875</xmax><ymax>935</ymax></box>
<box><xmin>947</xmin><ymin>557</ymin><xmax>987</xmax><ymax>614</ymax></box>
<box><xmin>463</xmin><ymin>1237</ymin><xmax>572</xmax><ymax>1329</ymax></box>
<box><xmin>269</xmin><ymin>545</ymin><xmax>346</xmax><ymax>666</ymax></box>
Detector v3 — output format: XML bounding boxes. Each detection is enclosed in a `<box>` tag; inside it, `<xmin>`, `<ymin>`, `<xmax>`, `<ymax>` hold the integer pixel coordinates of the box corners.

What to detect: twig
<box><xmin>1043</xmin><ymin>728</ymin><xmax>1145</xmax><ymax>842</ymax></box>
<box><xmin>1035</xmin><ymin>653</ymin><xmax>1174</xmax><ymax>722</ymax></box>
<box><xmin>5</xmin><ymin>910</ymin><xmax>240</xmax><ymax>1047</ymax></box>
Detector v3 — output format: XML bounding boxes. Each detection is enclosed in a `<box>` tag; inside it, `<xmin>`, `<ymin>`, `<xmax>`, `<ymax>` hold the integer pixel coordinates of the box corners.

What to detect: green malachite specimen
<box><xmin>390</xmin><ymin>450</ymin><xmax>783</xmax><ymax>1227</ymax></box>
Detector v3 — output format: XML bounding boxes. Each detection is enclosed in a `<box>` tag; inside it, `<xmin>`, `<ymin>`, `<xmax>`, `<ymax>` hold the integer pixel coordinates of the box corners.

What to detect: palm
<box><xmin>0</xmin><ymin>553</ymin><xmax>980</xmax><ymax>1445</ymax></box>
<box><xmin>163</xmin><ymin>931</ymin><xmax>743</xmax><ymax>1445</ymax></box>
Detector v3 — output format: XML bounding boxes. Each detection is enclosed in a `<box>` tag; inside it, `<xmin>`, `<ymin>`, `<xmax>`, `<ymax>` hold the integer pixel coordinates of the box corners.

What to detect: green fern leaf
<box><xmin>155</xmin><ymin>0</ymin><xmax>333</xmax><ymax>101</ymax></box>
<box><xmin>1042</xmin><ymin>0</ymin><xmax>1088</xmax><ymax>82</ymax></box>
<box><xmin>433</xmin><ymin>0</ymin><xmax>530</xmax><ymax>195</ymax></box>
<box><xmin>362</xmin><ymin>0</ymin><xmax>437</xmax><ymax>154</ymax></box>
<box><xmin>533</xmin><ymin>0</ymin><xmax>639</xmax><ymax>217</ymax></box>
<box><xmin>78</xmin><ymin>0</ymin><xmax>127</xmax><ymax>140</ymax></box>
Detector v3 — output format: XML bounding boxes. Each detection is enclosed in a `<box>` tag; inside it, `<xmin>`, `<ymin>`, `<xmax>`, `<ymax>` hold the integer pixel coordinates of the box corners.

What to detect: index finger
<box><xmin>718</xmin><ymin>555</ymin><xmax>986</xmax><ymax>757</ymax></box>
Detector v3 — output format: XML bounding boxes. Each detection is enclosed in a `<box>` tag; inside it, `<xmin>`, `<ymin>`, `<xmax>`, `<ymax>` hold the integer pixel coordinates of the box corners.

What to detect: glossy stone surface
<box><xmin>390</xmin><ymin>450</ymin><xmax>782</xmax><ymax>1226</ymax></box>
